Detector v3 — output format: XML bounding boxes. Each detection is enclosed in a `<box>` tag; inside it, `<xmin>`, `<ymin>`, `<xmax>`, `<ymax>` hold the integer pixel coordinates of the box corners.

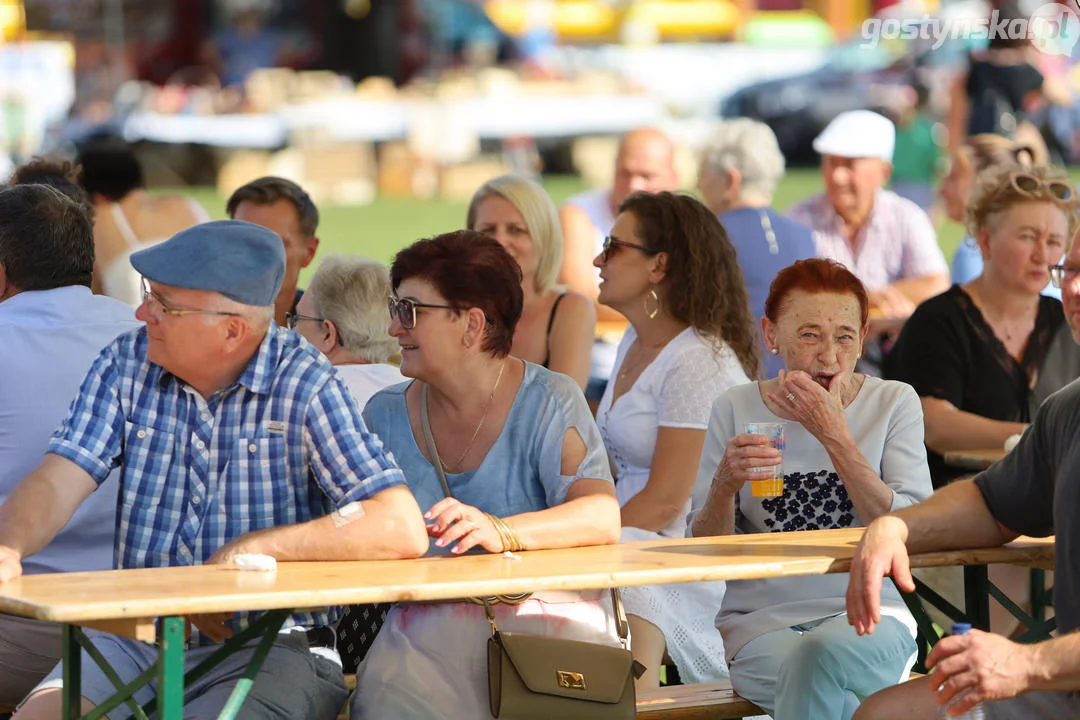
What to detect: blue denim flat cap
<box><xmin>130</xmin><ymin>220</ymin><xmax>285</xmax><ymax>306</ymax></box>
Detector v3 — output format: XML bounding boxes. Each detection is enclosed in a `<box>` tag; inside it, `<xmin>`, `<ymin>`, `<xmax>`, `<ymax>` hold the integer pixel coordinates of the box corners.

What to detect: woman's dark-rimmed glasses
<box><xmin>387</xmin><ymin>296</ymin><xmax>457</xmax><ymax>330</ymax></box>
<box><xmin>284</xmin><ymin>312</ymin><xmax>325</xmax><ymax>330</ymax></box>
<box><xmin>1049</xmin><ymin>264</ymin><xmax>1080</xmax><ymax>289</ymax></box>
<box><xmin>600</xmin><ymin>236</ymin><xmax>658</xmax><ymax>263</ymax></box>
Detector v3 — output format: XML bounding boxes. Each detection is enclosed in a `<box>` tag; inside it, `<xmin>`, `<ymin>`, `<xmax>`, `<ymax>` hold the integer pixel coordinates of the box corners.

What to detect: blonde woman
<box><xmin>468</xmin><ymin>175</ymin><xmax>596</xmax><ymax>389</ymax></box>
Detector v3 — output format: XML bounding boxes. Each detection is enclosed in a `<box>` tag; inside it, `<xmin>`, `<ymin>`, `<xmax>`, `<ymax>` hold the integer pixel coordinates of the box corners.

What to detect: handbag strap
<box><xmin>420</xmin><ymin>383</ymin><xmax>453</xmax><ymax>499</ymax></box>
<box><xmin>422</xmin><ymin>383</ymin><xmax>629</xmax><ymax>649</ymax></box>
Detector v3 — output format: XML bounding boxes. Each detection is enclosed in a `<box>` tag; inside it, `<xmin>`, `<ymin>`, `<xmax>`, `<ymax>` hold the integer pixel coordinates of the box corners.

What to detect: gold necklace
<box><xmin>438</xmin><ymin>359</ymin><xmax>507</xmax><ymax>473</ymax></box>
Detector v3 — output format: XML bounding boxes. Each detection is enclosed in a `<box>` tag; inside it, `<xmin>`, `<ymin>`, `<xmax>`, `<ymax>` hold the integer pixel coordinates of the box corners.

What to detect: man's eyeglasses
<box><xmin>387</xmin><ymin>296</ymin><xmax>457</xmax><ymax>330</ymax></box>
<box><xmin>140</xmin><ymin>278</ymin><xmax>242</xmax><ymax>319</ymax></box>
<box><xmin>600</xmin><ymin>236</ymin><xmax>658</xmax><ymax>264</ymax></box>
<box><xmin>1049</xmin><ymin>264</ymin><xmax>1080</xmax><ymax>289</ymax></box>
<box><xmin>284</xmin><ymin>312</ymin><xmax>325</xmax><ymax>330</ymax></box>
<box><xmin>1010</xmin><ymin>172</ymin><xmax>1074</xmax><ymax>202</ymax></box>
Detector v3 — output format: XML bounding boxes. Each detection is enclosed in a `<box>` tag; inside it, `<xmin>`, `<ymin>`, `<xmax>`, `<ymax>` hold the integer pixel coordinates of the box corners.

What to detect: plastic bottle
<box><xmin>936</xmin><ymin>623</ymin><xmax>985</xmax><ymax>719</ymax></box>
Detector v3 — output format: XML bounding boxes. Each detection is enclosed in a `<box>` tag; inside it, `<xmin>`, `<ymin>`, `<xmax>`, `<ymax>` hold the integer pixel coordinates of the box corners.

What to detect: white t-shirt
<box><xmin>333</xmin><ymin>363</ymin><xmax>406</xmax><ymax>411</ymax></box>
<box><xmin>597</xmin><ymin>326</ymin><xmax>751</xmax><ymax>537</ymax></box>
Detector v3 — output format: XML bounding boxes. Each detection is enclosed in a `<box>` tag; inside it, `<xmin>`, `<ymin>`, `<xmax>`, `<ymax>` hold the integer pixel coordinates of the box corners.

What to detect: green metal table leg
<box><xmin>61</xmin><ymin>624</ymin><xmax>82</xmax><ymax>720</ymax></box>
<box><xmin>215</xmin><ymin>612</ymin><xmax>290</xmax><ymax>720</ymax></box>
<box><xmin>157</xmin><ymin>617</ymin><xmax>186</xmax><ymax>720</ymax></box>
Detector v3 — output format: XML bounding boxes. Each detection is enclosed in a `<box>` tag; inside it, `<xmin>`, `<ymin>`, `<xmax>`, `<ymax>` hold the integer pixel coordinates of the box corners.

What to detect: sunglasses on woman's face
<box><xmin>387</xmin><ymin>296</ymin><xmax>456</xmax><ymax>330</ymax></box>
<box><xmin>600</xmin><ymin>236</ymin><xmax>658</xmax><ymax>264</ymax></box>
<box><xmin>1010</xmin><ymin>172</ymin><xmax>1074</xmax><ymax>201</ymax></box>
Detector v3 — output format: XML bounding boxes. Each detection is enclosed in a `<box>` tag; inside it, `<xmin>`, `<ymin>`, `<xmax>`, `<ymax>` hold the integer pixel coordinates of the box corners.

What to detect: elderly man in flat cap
<box><xmin>0</xmin><ymin>220</ymin><xmax>428</xmax><ymax>720</ymax></box>
<box><xmin>788</xmin><ymin>110</ymin><xmax>949</xmax><ymax>321</ymax></box>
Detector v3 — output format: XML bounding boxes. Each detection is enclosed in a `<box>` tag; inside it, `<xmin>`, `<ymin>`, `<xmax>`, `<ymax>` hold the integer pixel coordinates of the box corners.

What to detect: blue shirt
<box><xmin>951</xmin><ymin>237</ymin><xmax>1061</xmax><ymax>299</ymax></box>
<box><xmin>720</xmin><ymin>207</ymin><xmax>815</xmax><ymax>378</ymax></box>
<box><xmin>48</xmin><ymin>324</ymin><xmax>406</xmax><ymax>637</ymax></box>
<box><xmin>363</xmin><ymin>362</ymin><xmax>613</xmax><ymax>554</ymax></box>
<box><xmin>0</xmin><ymin>286</ymin><xmax>140</xmax><ymax>575</ymax></box>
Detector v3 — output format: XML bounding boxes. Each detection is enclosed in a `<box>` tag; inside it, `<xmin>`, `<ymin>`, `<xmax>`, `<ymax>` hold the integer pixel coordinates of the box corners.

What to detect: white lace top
<box><xmin>597</xmin><ymin>326</ymin><xmax>751</xmax><ymax>537</ymax></box>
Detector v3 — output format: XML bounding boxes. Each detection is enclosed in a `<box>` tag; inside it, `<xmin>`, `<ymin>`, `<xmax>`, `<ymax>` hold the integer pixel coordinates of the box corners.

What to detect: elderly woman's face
<box><xmin>766</xmin><ymin>289</ymin><xmax>866</xmax><ymax>390</ymax></box>
<box><xmin>822</xmin><ymin>155</ymin><xmax>889</xmax><ymax>223</ymax></box>
<box><xmin>472</xmin><ymin>195</ymin><xmax>538</xmax><ymax>285</ymax></box>
<box><xmin>980</xmin><ymin>200</ymin><xmax>1067</xmax><ymax>294</ymax></box>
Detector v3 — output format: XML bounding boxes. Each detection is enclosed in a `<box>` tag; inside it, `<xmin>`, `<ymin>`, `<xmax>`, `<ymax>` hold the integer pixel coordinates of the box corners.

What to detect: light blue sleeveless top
<box><xmin>363</xmin><ymin>361</ymin><xmax>613</xmax><ymax>553</ymax></box>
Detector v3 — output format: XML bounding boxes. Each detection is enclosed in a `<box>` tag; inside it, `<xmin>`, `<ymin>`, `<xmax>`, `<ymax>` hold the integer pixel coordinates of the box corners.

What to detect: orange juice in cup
<box><xmin>744</xmin><ymin>422</ymin><xmax>786</xmax><ymax>497</ymax></box>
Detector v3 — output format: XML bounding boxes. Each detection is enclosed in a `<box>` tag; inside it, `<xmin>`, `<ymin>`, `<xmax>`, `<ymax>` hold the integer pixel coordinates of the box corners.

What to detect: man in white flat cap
<box><xmin>789</xmin><ymin>110</ymin><xmax>949</xmax><ymax>319</ymax></box>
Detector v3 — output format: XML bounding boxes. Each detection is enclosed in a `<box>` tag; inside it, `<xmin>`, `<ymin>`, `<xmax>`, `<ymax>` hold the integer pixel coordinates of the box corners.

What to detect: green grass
<box><xmin>179</xmin><ymin>170</ymin><xmax>971</xmax><ymax>287</ymax></box>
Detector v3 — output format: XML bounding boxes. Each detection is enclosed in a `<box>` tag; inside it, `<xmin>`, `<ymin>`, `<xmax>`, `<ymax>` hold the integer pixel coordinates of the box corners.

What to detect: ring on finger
<box><xmin>786</xmin><ymin>392</ymin><xmax>797</xmax><ymax>402</ymax></box>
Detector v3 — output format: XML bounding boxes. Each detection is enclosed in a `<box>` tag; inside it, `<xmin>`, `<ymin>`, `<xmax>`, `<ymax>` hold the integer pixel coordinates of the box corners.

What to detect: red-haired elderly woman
<box><xmin>689</xmin><ymin>258</ymin><xmax>933</xmax><ymax>720</ymax></box>
<box><xmin>350</xmin><ymin>230</ymin><xmax>622</xmax><ymax>720</ymax></box>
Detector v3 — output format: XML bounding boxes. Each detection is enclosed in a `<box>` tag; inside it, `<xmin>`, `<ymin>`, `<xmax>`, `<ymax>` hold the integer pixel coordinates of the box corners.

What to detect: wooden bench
<box><xmin>637</xmin><ymin>681</ymin><xmax>763</xmax><ymax>719</ymax></box>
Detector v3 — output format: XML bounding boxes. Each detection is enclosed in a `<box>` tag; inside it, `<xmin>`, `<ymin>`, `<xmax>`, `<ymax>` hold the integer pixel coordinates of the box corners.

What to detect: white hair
<box><xmin>304</xmin><ymin>254</ymin><xmax>398</xmax><ymax>364</ymax></box>
<box><xmin>700</xmin><ymin>119</ymin><xmax>786</xmax><ymax>200</ymax></box>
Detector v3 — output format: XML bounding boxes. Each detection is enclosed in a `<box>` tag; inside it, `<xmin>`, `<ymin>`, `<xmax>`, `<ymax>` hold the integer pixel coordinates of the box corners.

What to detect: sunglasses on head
<box><xmin>600</xmin><ymin>235</ymin><xmax>659</xmax><ymax>264</ymax></box>
<box><xmin>1010</xmin><ymin>172</ymin><xmax>1074</xmax><ymax>201</ymax></box>
<box><xmin>387</xmin><ymin>296</ymin><xmax>457</xmax><ymax>330</ymax></box>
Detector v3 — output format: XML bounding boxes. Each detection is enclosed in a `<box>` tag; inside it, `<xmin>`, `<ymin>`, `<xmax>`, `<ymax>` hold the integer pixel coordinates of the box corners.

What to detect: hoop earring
<box><xmin>644</xmin><ymin>288</ymin><xmax>660</xmax><ymax>320</ymax></box>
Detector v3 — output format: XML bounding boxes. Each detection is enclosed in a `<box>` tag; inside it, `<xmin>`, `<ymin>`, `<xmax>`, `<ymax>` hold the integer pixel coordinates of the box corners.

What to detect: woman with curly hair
<box><xmin>592</xmin><ymin>190</ymin><xmax>758</xmax><ymax>687</ymax></box>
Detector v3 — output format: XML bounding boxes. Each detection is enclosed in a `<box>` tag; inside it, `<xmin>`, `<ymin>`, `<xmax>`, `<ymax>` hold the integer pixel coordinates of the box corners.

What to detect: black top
<box><xmin>966</xmin><ymin>58</ymin><xmax>1043</xmax><ymax>114</ymax></box>
<box><xmin>884</xmin><ymin>285</ymin><xmax>1064</xmax><ymax>488</ymax></box>
<box><xmin>540</xmin><ymin>293</ymin><xmax>567</xmax><ymax>369</ymax></box>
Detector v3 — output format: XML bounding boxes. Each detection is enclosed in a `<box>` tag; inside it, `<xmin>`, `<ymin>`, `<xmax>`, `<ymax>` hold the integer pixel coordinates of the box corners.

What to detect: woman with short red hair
<box><xmin>690</xmin><ymin>258</ymin><xmax>933</xmax><ymax>720</ymax></box>
<box><xmin>351</xmin><ymin>230</ymin><xmax>623</xmax><ymax>720</ymax></box>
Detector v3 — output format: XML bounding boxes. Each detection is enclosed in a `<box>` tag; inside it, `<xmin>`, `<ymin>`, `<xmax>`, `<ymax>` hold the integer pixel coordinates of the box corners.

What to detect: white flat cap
<box><xmin>812</xmin><ymin>110</ymin><xmax>895</xmax><ymax>163</ymax></box>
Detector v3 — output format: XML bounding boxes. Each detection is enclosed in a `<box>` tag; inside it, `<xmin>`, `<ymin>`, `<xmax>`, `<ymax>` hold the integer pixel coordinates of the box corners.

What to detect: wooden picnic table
<box><xmin>0</xmin><ymin>528</ymin><xmax>1054</xmax><ymax>720</ymax></box>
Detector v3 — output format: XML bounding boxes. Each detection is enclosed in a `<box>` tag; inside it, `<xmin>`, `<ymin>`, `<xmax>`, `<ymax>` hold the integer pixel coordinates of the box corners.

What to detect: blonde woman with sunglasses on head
<box><xmin>886</xmin><ymin>165</ymin><xmax>1080</xmax><ymax>490</ymax></box>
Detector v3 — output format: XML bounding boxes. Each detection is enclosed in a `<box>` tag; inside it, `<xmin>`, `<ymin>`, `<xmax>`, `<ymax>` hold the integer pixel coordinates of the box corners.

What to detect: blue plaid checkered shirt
<box><xmin>48</xmin><ymin>325</ymin><xmax>407</xmax><ymax>642</ymax></box>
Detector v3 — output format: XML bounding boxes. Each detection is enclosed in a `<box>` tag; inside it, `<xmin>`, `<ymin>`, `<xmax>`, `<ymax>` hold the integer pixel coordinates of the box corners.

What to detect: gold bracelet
<box><xmin>484</xmin><ymin>512</ymin><xmax>511</xmax><ymax>553</ymax></box>
<box><xmin>485</xmin><ymin>513</ymin><xmax>526</xmax><ymax>552</ymax></box>
<box><xmin>493</xmin><ymin>514</ymin><xmax>525</xmax><ymax>552</ymax></box>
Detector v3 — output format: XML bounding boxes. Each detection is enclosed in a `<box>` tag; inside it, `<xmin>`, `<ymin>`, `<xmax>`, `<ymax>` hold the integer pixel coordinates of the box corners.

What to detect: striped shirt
<box><xmin>787</xmin><ymin>189</ymin><xmax>947</xmax><ymax>292</ymax></box>
<box><xmin>48</xmin><ymin>325</ymin><xmax>406</xmax><ymax>640</ymax></box>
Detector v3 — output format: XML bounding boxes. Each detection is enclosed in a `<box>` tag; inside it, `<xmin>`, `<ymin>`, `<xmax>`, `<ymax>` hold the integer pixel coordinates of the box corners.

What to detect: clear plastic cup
<box><xmin>743</xmin><ymin>422</ymin><xmax>786</xmax><ymax>498</ymax></box>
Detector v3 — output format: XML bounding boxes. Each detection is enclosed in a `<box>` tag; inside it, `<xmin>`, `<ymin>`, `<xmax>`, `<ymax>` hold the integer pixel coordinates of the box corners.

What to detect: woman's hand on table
<box><xmin>770</xmin><ymin>370</ymin><xmax>850</xmax><ymax>445</ymax></box>
<box><xmin>425</xmin><ymin>498</ymin><xmax>504</xmax><ymax>555</ymax></box>
<box><xmin>710</xmin><ymin>433</ymin><xmax>782</xmax><ymax>496</ymax></box>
